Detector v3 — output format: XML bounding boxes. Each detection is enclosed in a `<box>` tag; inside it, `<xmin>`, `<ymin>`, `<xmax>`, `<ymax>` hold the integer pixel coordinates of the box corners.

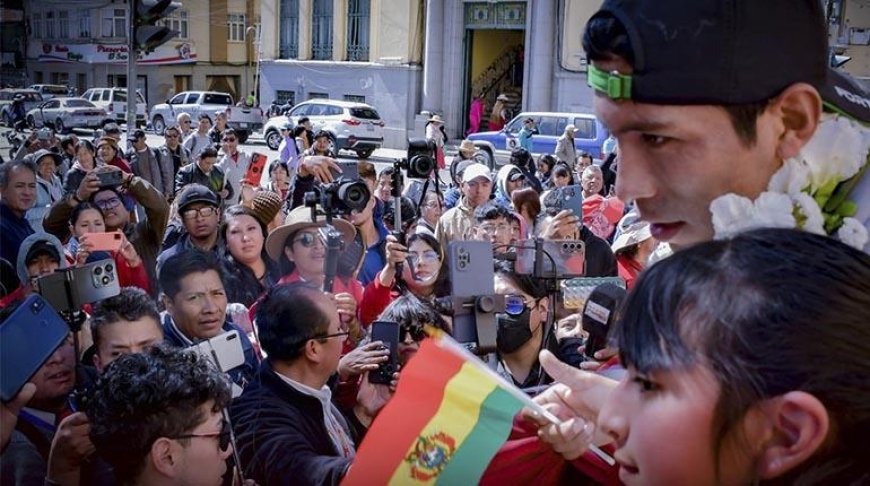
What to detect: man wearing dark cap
<box><xmin>127</xmin><ymin>128</ymin><xmax>173</xmax><ymax>197</ymax></box>
<box><xmin>302</xmin><ymin>130</ymin><xmax>336</xmax><ymax>158</ymax></box>
<box><xmin>101</xmin><ymin>122</ymin><xmax>122</xmax><ymax>144</ymax></box>
<box><xmin>156</xmin><ymin>184</ymin><xmax>222</xmax><ymax>273</ymax></box>
<box><xmin>582</xmin><ymin>0</ymin><xmax>870</xmax><ymax>253</ymax></box>
<box><xmin>15</xmin><ymin>232</ymin><xmax>66</xmax><ymax>293</ymax></box>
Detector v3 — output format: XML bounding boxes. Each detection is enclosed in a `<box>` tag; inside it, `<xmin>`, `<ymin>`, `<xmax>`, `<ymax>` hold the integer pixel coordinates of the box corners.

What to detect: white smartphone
<box><xmin>190</xmin><ymin>330</ymin><xmax>245</xmax><ymax>373</ymax></box>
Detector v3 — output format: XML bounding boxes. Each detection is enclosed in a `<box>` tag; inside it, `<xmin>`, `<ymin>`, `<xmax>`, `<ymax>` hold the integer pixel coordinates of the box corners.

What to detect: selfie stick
<box><xmin>391</xmin><ymin>162</ymin><xmax>406</xmax><ymax>285</ymax></box>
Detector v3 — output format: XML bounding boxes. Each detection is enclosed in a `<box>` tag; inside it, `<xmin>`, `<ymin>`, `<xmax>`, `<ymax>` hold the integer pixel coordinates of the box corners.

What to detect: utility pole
<box><xmin>126</xmin><ymin>4</ymin><xmax>138</xmax><ymax>137</ymax></box>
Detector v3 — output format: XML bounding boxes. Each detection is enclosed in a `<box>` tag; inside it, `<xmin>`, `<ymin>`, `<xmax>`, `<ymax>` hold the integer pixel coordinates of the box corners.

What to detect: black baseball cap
<box><xmin>586</xmin><ymin>0</ymin><xmax>869</xmax><ymax>121</ymax></box>
<box><xmin>26</xmin><ymin>240</ymin><xmax>60</xmax><ymax>265</ymax></box>
<box><xmin>314</xmin><ymin>129</ymin><xmax>330</xmax><ymax>140</ymax></box>
<box><xmin>103</xmin><ymin>123</ymin><xmax>121</xmax><ymax>134</ymax></box>
<box><xmin>127</xmin><ymin>129</ymin><xmax>146</xmax><ymax>142</ymax></box>
<box><xmin>177</xmin><ymin>184</ymin><xmax>219</xmax><ymax>210</ymax></box>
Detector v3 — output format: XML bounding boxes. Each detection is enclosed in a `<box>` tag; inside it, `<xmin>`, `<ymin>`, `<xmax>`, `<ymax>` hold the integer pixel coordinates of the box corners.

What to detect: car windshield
<box><xmin>113</xmin><ymin>91</ymin><xmax>146</xmax><ymax>103</ymax></box>
<box><xmin>350</xmin><ymin>107</ymin><xmax>380</xmax><ymax>120</ymax></box>
<box><xmin>44</xmin><ymin>86</ymin><xmax>68</xmax><ymax>95</ymax></box>
<box><xmin>65</xmin><ymin>99</ymin><xmax>95</xmax><ymax>108</ymax></box>
<box><xmin>204</xmin><ymin>93</ymin><xmax>233</xmax><ymax>105</ymax></box>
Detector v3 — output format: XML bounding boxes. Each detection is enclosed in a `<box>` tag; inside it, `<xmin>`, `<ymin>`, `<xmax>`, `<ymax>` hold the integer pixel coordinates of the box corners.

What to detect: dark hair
<box><xmin>219</xmin><ymin>205</ymin><xmax>278</xmax><ymax>307</ymax></box>
<box><xmin>298</xmin><ymin>116</ymin><xmax>310</xmax><ymax>124</ymax></box>
<box><xmin>474</xmin><ymin>202</ymin><xmax>513</xmax><ymax>224</ymax></box>
<box><xmin>199</xmin><ymin>147</ymin><xmax>219</xmax><ymax>160</ymax></box>
<box><xmin>615</xmin><ymin>229</ymin><xmax>870</xmax><ymax>483</ymax></box>
<box><xmin>292</xmin><ymin>125</ymin><xmax>307</xmax><ymax>138</ymax></box>
<box><xmin>222</xmin><ymin>128</ymin><xmax>237</xmax><ymax>139</ymax></box>
<box><xmin>358</xmin><ymin>161</ymin><xmax>376</xmax><ymax>182</ymax></box>
<box><xmin>60</xmin><ymin>136</ymin><xmax>76</xmax><ymax>150</ymax></box>
<box><xmin>379</xmin><ymin>166</ymin><xmax>395</xmax><ymax>178</ymax></box>
<box><xmin>163</xmin><ymin>125</ymin><xmax>181</xmax><ymax>136</ymax></box>
<box><xmin>537</xmin><ymin>154</ymin><xmax>556</xmax><ymax>173</ymax></box>
<box><xmin>0</xmin><ymin>159</ymin><xmax>36</xmax><ymax>189</ymax></box>
<box><xmin>86</xmin><ymin>345</ymin><xmax>231</xmax><ymax>483</ymax></box>
<box><xmin>582</xmin><ymin>12</ymin><xmax>768</xmax><ymax>146</ymax></box>
<box><xmin>495</xmin><ymin>261</ymin><xmax>549</xmax><ymax>300</ymax></box>
<box><xmin>158</xmin><ymin>249</ymin><xmax>224</xmax><ymax>299</ymax></box>
<box><xmin>75</xmin><ymin>139</ymin><xmax>95</xmax><ymax>155</ymax></box>
<box><xmin>92</xmin><ymin>187</ymin><xmax>136</xmax><ymax>213</ymax></box>
<box><xmin>406</xmin><ymin>232</ymin><xmax>450</xmax><ymax>297</ymax></box>
<box><xmin>512</xmin><ymin>187</ymin><xmax>542</xmax><ymax>222</ymax></box>
<box><xmin>68</xmin><ymin>201</ymin><xmax>104</xmax><ymax>227</ymax></box>
<box><xmin>552</xmin><ymin>163</ymin><xmax>574</xmax><ymax>185</ymax></box>
<box><xmin>377</xmin><ymin>294</ymin><xmax>449</xmax><ymax>336</ymax></box>
<box><xmin>198</xmin><ymin>113</ymin><xmax>211</xmax><ymax>122</ymax></box>
<box><xmin>255</xmin><ymin>282</ymin><xmax>332</xmax><ymax>361</ymax></box>
<box><xmin>269</xmin><ymin>160</ymin><xmax>289</xmax><ymax>177</ymax></box>
<box><xmin>90</xmin><ymin>287</ymin><xmax>162</xmax><ymax>351</ymax></box>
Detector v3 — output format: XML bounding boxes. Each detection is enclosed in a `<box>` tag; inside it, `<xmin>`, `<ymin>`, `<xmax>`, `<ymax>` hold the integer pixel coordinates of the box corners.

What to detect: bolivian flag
<box><xmin>343</xmin><ymin>336</ymin><xmax>524</xmax><ymax>485</ymax></box>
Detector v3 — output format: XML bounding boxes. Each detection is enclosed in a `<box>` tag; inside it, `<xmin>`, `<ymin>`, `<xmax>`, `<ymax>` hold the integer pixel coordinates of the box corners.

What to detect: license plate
<box><xmin>240</xmin><ymin>123</ymin><xmax>248</xmax><ymax>128</ymax></box>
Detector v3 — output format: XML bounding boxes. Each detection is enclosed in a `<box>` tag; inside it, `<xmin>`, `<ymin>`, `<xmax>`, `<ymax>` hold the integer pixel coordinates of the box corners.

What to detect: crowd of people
<box><xmin>1</xmin><ymin>0</ymin><xmax>869</xmax><ymax>484</ymax></box>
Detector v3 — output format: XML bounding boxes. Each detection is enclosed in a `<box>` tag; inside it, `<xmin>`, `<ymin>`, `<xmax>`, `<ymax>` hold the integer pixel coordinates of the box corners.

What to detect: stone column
<box><xmin>421</xmin><ymin>0</ymin><xmax>444</xmax><ymax>111</ymax></box>
<box><xmin>524</xmin><ymin>0</ymin><xmax>555</xmax><ymax>111</ymax></box>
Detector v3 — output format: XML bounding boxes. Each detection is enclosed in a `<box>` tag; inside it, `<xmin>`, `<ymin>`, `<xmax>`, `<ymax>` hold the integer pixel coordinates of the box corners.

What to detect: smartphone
<box><xmin>96</xmin><ymin>170</ymin><xmax>124</xmax><ymax>188</ymax></box>
<box><xmin>37</xmin><ymin>259</ymin><xmax>120</xmax><ymax>313</ymax></box>
<box><xmin>369</xmin><ymin>321</ymin><xmax>399</xmax><ymax>385</ymax></box>
<box><xmin>86</xmin><ymin>232</ymin><xmax>123</xmax><ymax>252</ymax></box>
<box><xmin>1</xmin><ymin>295</ymin><xmax>70</xmax><ymax>402</ymax></box>
<box><xmin>542</xmin><ymin>184</ymin><xmax>583</xmax><ymax>219</ymax></box>
<box><xmin>189</xmin><ymin>330</ymin><xmax>245</xmax><ymax>373</ymax></box>
<box><xmin>245</xmin><ymin>152</ymin><xmax>268</xmax><ymax>186</ymax></box>
<box><xmin>448</xmin><ymin>241</ymin><xmax>495</xmax><ymax>298</ymax></box>
<box><xmin>330</xmin><ymin>161</ymin><xmax>360</xmax><ymax>181</ymax></box>
<box><xmin>515</xmin><ymin>239</ymin><xmax>586</xmax><ymax>278</ymax></box>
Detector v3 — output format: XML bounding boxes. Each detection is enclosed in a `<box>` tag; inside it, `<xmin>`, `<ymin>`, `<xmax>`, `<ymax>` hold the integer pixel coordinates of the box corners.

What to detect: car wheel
<box><xmin>328</xmin><ymin>133</ymin><xmax>338</xmax><ymax>155</ymax></box>
<box><xmin>355</xmin><ymin>148</ymin><xmax>374</xmax><ymax>159</ymax></box>
<box><xmin>55</xmin><ymin>118</ymin><xmax>67</xmax><ymax>134</ymax></box>
<box><xmin>152</xmin><ymin>116</ymin><xmax>165</xmax><ymax>134</ymax></box>
<box><xmin>237</xmin><ymin>130</ymin><xmax>249</xmax><ymax>144</ymax></box>
<box><xmin>265</xmin><ymin>130</ymin><xmax>281</xmax><ymax>150</ymax></box>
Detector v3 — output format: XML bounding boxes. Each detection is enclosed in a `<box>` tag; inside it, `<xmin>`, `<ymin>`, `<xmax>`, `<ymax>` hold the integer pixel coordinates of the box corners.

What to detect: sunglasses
<box><xmin>292</xmin><ymin>232</ymin><xmax>324</xmax><ymax>248</ymax></box>
<box><xmin>504</xmin><ymin>295</ymin><xmax>536</xmax><ymax>316</ymax></box>
<box><xmin>173</xmin><ymin>419</ymin><xmax>232</xmax><ymax>451</ymax></box>
<box><xmin>400</xmin><ymin>326</ymin><xmax>427</xmax><ymax>342</ymax></box>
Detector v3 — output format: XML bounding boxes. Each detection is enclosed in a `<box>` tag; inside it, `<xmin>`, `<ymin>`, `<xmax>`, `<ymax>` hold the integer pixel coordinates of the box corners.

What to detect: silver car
<box><xmin>26</xmin><ymin>97</ymin><xmax>110</xmax><ymax>133</ymax></box>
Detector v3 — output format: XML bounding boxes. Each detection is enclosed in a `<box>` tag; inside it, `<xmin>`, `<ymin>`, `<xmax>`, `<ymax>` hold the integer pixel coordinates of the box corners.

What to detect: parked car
<box><xmin>25</xmin><ymin>97</ymin><xmax>110</xmax><ymax>133</ymax></box>
<box><xmin>150</xmin><ymin>90</ymin><xmax>263</xmax><ymax>143</ymax></box>
<box><xmin>0</xmin><ymin>89</ymin><xmax>43</xmax><ymax>126</ymax></box>
<box><xmin>263</xmin><ymin>99</ymin><xmax>384</xmax><ymax>158</ymax></box>
<box><xmin>81</xmin><ymin>88</ymin><xmax>148</xmax><ymax>128</ymax></box>
<box><xmin>29</xmin><ymin>84</ymin><xmax>71</xmax><ymax>100</ymax></box>
<box><xmin>467</xmin><ymin>112</ymin><xmax>609</xmax><ymax>168</ymax></box>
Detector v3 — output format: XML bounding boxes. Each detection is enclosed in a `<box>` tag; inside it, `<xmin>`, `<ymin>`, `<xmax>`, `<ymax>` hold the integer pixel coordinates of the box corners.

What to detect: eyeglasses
<box><xmin>409</xmin><ymin>251</ymin><xmax>440</xmax><ymax>264</ymax></box>
<box><xmin>479</xmin><ymin>223</ymin><xmax>511</xmax><ymax>234</ymax></box>
<box><xmin>172</xmin><ymin>419</ymin><xmax>231</xmax><ymax>451</ymax></box>
<box><xmin>504</xmin><ymin>295</ymin><xmax>536</xmax><ymax>316</ymax></box>
<box><xmin>400</xmin><ymin>326</ymin><xmax>427</xmax><ymax>342</ymax></box>
<box><xmin>312</xmin><ymin>330</ymin><xmax>350</xmax><ymax>342</ymax></box>
<box><xmin>223</xmin><ymin>138</ymin><xmax>237</xmax><ymax>143</ymax></box>
<box><xmin>94</xmin><ymin>197</ymin><xmax>122</xmax><ymax>210</ymax></box>
<box><xmin>165</xmin><ymin>134</ymin><xmax>179</xmax><ymax>138</ymax></box>
<box><xmin>292</xmin><ymin>232</ymin><xmax>324</xmax><ymax>248</ymax></box>
<box><xmin>182</xmin><ymin>206</ymin><xmax>218</xmax><ymax>219</ymax></box>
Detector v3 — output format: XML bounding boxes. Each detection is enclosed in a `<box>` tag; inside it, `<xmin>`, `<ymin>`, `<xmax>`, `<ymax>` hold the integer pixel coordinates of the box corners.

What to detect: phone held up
<box><xmin>369</xmin><ymin>321</ymin><xmax>399</xmax><ymax>385</ymax></box>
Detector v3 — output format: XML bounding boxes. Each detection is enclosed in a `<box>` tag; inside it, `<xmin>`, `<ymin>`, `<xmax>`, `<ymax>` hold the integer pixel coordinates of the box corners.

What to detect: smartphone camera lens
<box><xmin>101</xmin><ymin>276</ymin><xmax>110</xmax><ymax>285</ymax></box>
<box><xmin>105</xmin><ymin>264</ymin><xmax>114</xmax><ymax>273</ymax></box>
<box><xmin>94</xmin><ymin>267</ymin><xmax>102</xmax><ymax>275</ymax></box>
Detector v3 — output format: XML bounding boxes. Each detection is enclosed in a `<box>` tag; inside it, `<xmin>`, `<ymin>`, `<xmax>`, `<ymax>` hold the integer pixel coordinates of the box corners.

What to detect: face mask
<box><xmin>558</xmin><ymin>337</ymin><xmax>586</xmax><ymax>368</ymax></box>
<box><xmin>496</xmin><ymin>309</ymin><xmax>533</xmax><ymax>354</ymax></box>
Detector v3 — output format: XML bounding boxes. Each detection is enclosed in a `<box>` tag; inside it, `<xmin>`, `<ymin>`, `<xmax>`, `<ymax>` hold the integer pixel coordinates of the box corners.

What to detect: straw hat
<box><xmin>458</xmin><ymin>139</ymin><xmax>478</xmax><ymax>157</ymax></box>
<box><xmin>265</xmin><ymin>205</ymin><xmax>356</xmax><ymax>262</ymax></box>
<box><xmin>611</xmin><ymin>211</ymin><xmax>653</xmax><ymax>253</ymax></box>
<box><xmin>428</xmin><ymin>114</ymin><xmax>444</xmax><ymax>124</ymax></box>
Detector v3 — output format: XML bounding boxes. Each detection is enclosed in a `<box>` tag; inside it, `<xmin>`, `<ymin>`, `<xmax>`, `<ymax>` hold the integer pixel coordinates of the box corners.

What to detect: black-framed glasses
<box><xmin>311</xmin><ymin>330</ymin><xmax>350</xmax><ymax>342</ymax></box>
<box><xmin>292</xmin><ymin>232</ymin><xmax>324</xmax><ymax>248</ymax></box>
<box><xmin>172</xmin><ymin>419</ymin><xmax>231</xmax><ymax>451</ymax></box>
<box><xmin>94</xmin><ymin>197</ymin><xmax>122</xmax><ymax>210</ymax></box>
<box><xmin>400</xmin><ymin>326</ymin><xmax>427</xmax><ymax>342</ymax></box>
<box><xmin>182</xmin><ymin>206</ymin><xmax>218</xmax><ymax>219</ymax></box>
<box><xmin>504</xmin><ymin>294</ymin><xmax>536</xmax><ymax>316</ymax></box>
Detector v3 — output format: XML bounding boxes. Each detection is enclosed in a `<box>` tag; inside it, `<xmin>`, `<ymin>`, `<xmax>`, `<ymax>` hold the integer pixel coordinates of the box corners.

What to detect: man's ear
<box><xmin>536</xmin><ymin>296</ymin><xmax>549</xmax><ymax>316</ymax></box>
<box><xmin>756</xmin><ymin>391</ymin><xmax>829</xmax><ymax>480</ymax></box>
<box><xmin>149</xmin><ymin>437</ymin><xmax>180</xmax><ymax>478</ymax></box>
<box><xmin>161</xmin><ymin>294</ymin><xmax>174</xmax><ymax>314</ymax></box>
<box><xmin>771</xmin><ymin>83</ymin><xmax>822</xmax><ymax>161</ymax></box>
<box><xmin>303</xmin><ymin>338</ymin><xmax>322</xmax><ymax>364</ymax></box>
<box><xmin>283</xmin><ymin>246</ymin><xmax>295</xmax><ymax>263</ymax></box>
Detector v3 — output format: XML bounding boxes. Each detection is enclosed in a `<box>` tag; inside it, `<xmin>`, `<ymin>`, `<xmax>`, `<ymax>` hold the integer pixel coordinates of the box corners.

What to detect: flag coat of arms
<box><xmin>343</xmin><ymin>338</ymin><xmax>525</xmax><ymax>485</ymax></box>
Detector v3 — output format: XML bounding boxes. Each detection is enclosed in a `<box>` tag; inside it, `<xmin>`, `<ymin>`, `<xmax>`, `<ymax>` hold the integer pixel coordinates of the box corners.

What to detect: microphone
<box><xmin>581</xmin><ymin>283</ymin><xmax>627</xmax><ymax>358</ymax></box>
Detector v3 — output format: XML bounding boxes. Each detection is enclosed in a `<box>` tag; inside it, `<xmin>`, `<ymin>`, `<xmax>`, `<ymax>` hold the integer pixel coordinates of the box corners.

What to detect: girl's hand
<box><xmin>117</xmin><ymin>233</ymin><xmax>141</xmax><ymax>267</ymax></box>
<box><xmin>75</xmin><ymin>235</ymin><xmax>94</xmax><ymax>266</ymax></box>
<box><xmin>338</xmin><ymin>341</ymin><xmax>389</xmax><ymax>379</ymax></box>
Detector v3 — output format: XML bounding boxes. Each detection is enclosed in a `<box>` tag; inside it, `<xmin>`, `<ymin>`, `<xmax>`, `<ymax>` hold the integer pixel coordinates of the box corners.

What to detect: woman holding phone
<box><xmin>65</xmin><ymin>202</ymin><xmax>150</xmax><ymax>293</ymax></box>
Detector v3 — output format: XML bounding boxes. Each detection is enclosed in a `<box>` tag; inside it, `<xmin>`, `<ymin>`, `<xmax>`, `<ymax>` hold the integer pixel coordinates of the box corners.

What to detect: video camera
<box><xmin>303</xmin><ymin>162</ymin><xmax>371</xmax><ymax>217</ymax></box>
<box><xmin>400</xmin><ymin>138</ymin><xmax>437</xmax><ymax>179</ymax></box>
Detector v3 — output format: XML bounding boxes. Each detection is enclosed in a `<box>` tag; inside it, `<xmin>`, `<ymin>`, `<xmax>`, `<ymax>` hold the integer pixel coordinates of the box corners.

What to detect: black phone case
<box><xmin>368</xmin><ymin>321</ymin><xmax>399</xmax><ymax>385</ymax></box>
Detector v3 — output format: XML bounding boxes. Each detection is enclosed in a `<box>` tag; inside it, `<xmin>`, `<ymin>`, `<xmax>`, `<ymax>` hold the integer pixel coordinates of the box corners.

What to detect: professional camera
<box><xmin>303</xmin><ymin>175</ymin><xmax>371</xmax><ymax>216</ymax></box>
<box><xmin>401</xmin><ymin>138</ymin><xmax>437</xmax><ymax>179</ymax></box>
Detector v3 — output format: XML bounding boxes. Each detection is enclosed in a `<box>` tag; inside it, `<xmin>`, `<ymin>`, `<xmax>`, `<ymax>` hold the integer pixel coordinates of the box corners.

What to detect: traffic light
<box><xmin>133</xmin><ymin>0</ymin><xmax>181</xmax><ymax>53</ymax></box>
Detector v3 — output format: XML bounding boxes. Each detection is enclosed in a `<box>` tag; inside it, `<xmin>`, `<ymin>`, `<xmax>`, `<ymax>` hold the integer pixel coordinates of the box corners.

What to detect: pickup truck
<box><xmin>149</xmin><ymin>91</ymin><xmax>264</xmax><ymax>143</ymax></box>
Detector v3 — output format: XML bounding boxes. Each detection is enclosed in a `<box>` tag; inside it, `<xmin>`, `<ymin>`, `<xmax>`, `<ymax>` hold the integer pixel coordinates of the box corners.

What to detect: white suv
<box><xmin>81</xmin><ymin>88</ymin><xmax>148</xmax><ymax>128</ymax></box>
<box><xmin>263</xmin><ymin>99</ymin><xmax>384</xmax><ymax>158</ymax></box>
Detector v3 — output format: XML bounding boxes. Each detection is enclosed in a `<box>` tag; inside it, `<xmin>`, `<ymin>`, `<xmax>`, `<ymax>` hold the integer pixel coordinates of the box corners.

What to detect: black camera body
<box><xmin>304</xmin><ymin>179</ymin><xmax>371</xmax><ymax>216</ymax></box>
<box><xmin>402</xmin><ymin>138</ymin><xmax>437</xmax><ymax>179</ymax></box>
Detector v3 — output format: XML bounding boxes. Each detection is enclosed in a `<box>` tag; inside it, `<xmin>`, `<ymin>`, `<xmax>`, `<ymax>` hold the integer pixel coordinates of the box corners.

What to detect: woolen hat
<box><xmin>249</xmin><ymin>190</ymin><xmax>283</xmax><ymax>227</ymax></box>
<box><xmin>586</xmin><ymin>0</ymin><xmax>870</xmax><ymax>121</ymax></box>
<box><xmin>265</xmin><ymin>205</ymin><xmax>356</xmax><ymax>262</ymax></box>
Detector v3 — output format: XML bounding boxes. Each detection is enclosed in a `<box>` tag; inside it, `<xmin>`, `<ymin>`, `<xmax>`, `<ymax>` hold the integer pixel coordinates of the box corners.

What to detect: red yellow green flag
<box><xmin>343</xmin><ymin>337</ymin><xmax>525</xmax><ymax>485</ymax></box>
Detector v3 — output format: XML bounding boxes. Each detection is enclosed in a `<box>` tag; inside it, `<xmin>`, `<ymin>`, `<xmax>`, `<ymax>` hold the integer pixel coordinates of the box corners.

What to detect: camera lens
<box><xmin>105</xmin><ymin>264</ymin><xmax>113</xmax><ymax>273</ymax></box>
<box><xmin>94</xmin><ymin>267</ymin><xmax>102</xmax><ymax>275</ymax></box>
<box><xmin>102</xmin><ymin>276</ymin><xmax>110</xmax><ymax>285</ymax></box>
<box><xmin>338</xmin><ymin>181</ymin><xmax>371</xmax><ymax>212</ymax></box>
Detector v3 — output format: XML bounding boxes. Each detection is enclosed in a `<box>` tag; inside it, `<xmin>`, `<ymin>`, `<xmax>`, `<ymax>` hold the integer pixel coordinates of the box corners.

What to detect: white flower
<box><xmin>790</xmin><ymin>193</ymin><xmax>825</xmax><ymax>235</ymax></box>
<box><xmin>800</xmin><ymin>114</ymin><xmax>870</xmax><ymax>191</ymax></box>
<box><xmin>768</xmin><ymin>158</ymin><xmax>810</xmax><ymax>195</ymax></box>
<box><xmin>710</xmin><ymin>194</ymin><xmax>756</xmax><ymax>239</ymax></box>
<box><xmin>837</xmin><ymin>217</ymin><xmax>869</xmax><ymax>251</ymax></box>
<box><xmin>753</xmin><ymin>192</ymin><xmax>796</xmax><ymax>230</ymax></box>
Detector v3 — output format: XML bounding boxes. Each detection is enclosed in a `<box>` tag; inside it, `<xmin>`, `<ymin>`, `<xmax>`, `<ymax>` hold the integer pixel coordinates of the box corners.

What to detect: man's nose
<box><xmin>614</xmin><ymin>147</ymin><xmax>656</xmax><ymax>204</ymax></box>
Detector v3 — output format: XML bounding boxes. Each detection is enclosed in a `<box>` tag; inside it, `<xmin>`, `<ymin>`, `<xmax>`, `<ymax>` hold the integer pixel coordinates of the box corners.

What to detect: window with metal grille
<box><xmin>276</xmin><ymin>90</ymin><xmax>296</xmax><ymax>105</ymax></box>
<box><xmin>228</xmin><ymin>13</ymin><xmax>246</xmax><ymax>42</ymax></box>
<box><xmin>311</xmin><ymin>0</ymin><xmax>333</xmax><ymax>60</ymax></box>
<box><xmin>279</xmin><ymin>0</ymin><xmax>299</xmax><ymax>59</ymax></box>
<box><xmin>343</xmin><ymin>94</ymin><xmax>366</xmax><ymax>103</ymax></box>
<box><xmin>308</xmin><ymin>92</ymin><xmax>329</xmax><ymax>100</ymax></box>
<box><xmin>346</xmin><ymin>0</ymin><xmax>370</xmax><ymax>61</ymax></box>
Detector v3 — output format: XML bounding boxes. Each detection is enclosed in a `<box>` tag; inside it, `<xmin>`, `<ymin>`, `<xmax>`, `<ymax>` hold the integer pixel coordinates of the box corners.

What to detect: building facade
<box><xmin>22</xmin><ymin>0</ymin><xmax>260</xmax><ymax>109</ymax></box>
